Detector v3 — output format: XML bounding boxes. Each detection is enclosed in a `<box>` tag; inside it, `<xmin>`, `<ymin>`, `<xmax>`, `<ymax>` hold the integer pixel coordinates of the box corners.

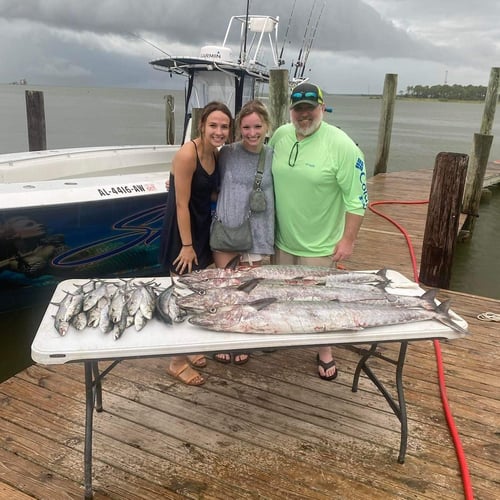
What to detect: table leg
<box><xmin>351</xmin><ymin>342</ymin><xmax>409</xmax><ymax>463</ymax></box>
<box><xmin>92</xmin><ymin>362</ymin><xmax>103</xmax><ymax>412</ymax></box>
<box><xmin>83</xmin><ymin>359</ymin><xmax>121</xmax><ymax>498</ymax></box>
<box><xmin>84</xmin><ymin>361</ymin><xmax>94</xmax><ymax>499</ymax></box>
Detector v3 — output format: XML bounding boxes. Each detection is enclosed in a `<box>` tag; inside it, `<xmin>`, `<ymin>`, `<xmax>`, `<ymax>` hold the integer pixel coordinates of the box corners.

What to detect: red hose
<box><xmin>368</xmin><ymin>200</ymin><xmax>474</xmax><ymax>500</ymax></box>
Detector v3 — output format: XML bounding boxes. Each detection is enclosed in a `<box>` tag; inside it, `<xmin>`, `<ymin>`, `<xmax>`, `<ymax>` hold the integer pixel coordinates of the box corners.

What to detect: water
<box><xmin>1</xmin><ymin>84</ymin><xmax>499</xmax><ymax>382</ymax></box>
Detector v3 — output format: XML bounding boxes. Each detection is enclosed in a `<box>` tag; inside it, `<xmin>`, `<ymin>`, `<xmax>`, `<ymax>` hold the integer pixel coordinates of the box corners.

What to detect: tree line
<box><xmin>401</xmin><ymin>84</ymin><xmax>497</xmax><ymax>101</ymax></box>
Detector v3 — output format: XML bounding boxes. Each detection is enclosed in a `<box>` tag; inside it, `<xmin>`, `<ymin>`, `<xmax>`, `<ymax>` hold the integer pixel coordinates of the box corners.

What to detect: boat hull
<box><xmin>1</xmin><ymin>173</ymin><xmax>168</xmax><ymax>313</ymax></box>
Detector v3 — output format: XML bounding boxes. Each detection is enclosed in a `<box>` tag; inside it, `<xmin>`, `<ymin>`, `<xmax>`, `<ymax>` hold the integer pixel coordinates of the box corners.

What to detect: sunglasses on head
<box><xmin>291</xmin><ymin>90</ymin><xmax>319</xmax><ymax>102</ymax></box>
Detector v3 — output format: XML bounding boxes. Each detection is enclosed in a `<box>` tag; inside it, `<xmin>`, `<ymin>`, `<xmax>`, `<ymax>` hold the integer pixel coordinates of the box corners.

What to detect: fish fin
<box><xmin>420</xmin><ymin>289</ymin><xmax>438</xmax><ymax>309</ymax></box>
<box><xmin>237</xmin><ymin>278</ymin><xmax>263</xmax><ymax>293</ymax></box>
<box><xmin>248</xmin><ymin>297</ymin><xmax>277</xmax><ymax>310</ymax></box>
<box><xmin>226</xmin><ymin>255</ymin><xmax>241</xmax><ymax>269</ymax></box>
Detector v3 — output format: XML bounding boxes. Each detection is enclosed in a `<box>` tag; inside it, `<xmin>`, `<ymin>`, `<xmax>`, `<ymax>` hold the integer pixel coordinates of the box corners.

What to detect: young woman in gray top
<box><xmin>211</xmin><ymin>100</ymin><xmax>274</xmax><ymax>365</ymax></box>
<box><xmin>212</xmin><ymin>100</ymin><xmax>274</xmax><ymax>268</ymax></box>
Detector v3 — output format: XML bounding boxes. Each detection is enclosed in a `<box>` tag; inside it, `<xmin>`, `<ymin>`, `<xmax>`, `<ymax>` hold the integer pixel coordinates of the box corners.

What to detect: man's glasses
<box><xmin>291</xmin><ymin>91</ymin><xmax>319</xmax><ymax>102</ymax></box>
<box><xmin>288</xmin><ymin>141</ymin><xmax>299</xmax><ymax>167</ymax></box>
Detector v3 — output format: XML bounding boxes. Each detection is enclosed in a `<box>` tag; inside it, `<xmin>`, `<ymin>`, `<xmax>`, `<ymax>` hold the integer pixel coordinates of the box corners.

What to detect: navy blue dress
<box><xmin>159</xmin><ymin>141</ymin><xmax>218</xmax><ymax>274</ymax></box>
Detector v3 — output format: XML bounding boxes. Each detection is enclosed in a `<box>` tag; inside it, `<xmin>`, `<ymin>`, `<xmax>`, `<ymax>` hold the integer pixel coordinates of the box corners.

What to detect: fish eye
<box><xmin>208</xmin><ymin>306</ymin><xmax>217</xmax><ymax>313</ymax></box>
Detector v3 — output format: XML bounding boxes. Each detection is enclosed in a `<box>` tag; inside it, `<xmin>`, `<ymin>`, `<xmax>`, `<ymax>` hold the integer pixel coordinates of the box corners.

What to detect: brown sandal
<box><xmin>166</xmin><ymin>363</ymin><xmax>206</xmax><ymax>386</ymax></box>
<box><xmin>188</xmin><ymin>354</ymin><xmax>207</xmax><ymax>368</ymax></box>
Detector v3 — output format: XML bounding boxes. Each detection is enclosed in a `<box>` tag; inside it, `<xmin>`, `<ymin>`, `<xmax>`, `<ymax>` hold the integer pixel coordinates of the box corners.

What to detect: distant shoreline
<box><xmin>363</xmin><ymin>95</ymin><xmax>482</xmax><ymax>103</ymax></box>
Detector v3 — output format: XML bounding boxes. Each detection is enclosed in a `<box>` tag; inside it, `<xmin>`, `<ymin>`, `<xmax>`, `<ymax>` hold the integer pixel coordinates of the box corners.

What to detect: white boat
<box><xmin>150</xmin><ymin>14</ymin><xmax>291</xmax><ymax>142</ymax></box>
<box><xmin>0</xmin><ymin>145</ymin><xmax>176</xmax><ymax>183</ymax></box>
<box><xmin>0</xmin><ymin>13</ymin><xmax>307</xmax><ymax>313</ymax></box>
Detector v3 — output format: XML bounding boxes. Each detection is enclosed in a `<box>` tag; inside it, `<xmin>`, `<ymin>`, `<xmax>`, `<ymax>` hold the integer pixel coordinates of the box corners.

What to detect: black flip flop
<box><xmin>212</xmin><ymin>353</ymin><xmax>231</xmax><ymax>364</ymax></box>
<box><xmin>316</xmin><ymin>354</ymin><xmax>338</xmax><ymax>380</ymax></box>
<box><xmin>233</xmin><ymin>353</ymin><xmax>250</xmax><ymax>365</ymax></box>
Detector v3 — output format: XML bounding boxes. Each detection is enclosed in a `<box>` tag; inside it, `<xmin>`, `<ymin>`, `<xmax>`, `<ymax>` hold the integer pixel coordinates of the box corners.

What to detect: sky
<box><xmin>0</xmin><ymin>0</ymin><xmax>498</xmax><ymax>94</ymax></box>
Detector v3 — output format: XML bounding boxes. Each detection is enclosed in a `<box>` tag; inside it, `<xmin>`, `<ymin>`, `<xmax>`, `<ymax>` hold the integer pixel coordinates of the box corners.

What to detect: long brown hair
<box><xmin>197</xmin><ymin>101</ymin><xmax>233</xmax><ymax>137</ymax></box>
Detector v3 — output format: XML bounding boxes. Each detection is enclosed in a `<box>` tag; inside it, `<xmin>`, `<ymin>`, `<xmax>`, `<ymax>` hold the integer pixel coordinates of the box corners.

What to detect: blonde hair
<box><xmin>235</xmin><ymin>100</ymin><xmax>270</xmax><ymax>139</ymax></box>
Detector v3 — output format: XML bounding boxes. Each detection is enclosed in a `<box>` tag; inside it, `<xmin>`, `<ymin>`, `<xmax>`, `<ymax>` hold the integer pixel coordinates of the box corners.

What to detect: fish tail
<box><xmin>376</xmin><ymin>268</ymin><xmax>392</xmax><ymax>285</ymax></box>
<box><xmin>435</xmin><ymin>300</ymin><xmax>469</xmax><ymax>335</ymax></box>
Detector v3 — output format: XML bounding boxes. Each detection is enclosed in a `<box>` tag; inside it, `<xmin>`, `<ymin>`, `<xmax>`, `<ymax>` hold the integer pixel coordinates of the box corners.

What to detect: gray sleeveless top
<box><xmin>215</xmin><ymin>142</ymin><xmax>274</xmax><ymax>255</ymax></box>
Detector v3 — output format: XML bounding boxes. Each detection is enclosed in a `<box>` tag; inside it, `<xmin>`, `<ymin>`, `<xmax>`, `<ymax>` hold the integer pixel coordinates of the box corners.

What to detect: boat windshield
<box><xmin>187</xmin><ymin>72</ymin><xmax>236</xmax><ymax>113</ymax></box>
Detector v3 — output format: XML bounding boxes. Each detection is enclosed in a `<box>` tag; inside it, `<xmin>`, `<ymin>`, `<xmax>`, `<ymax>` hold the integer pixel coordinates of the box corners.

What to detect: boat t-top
<box><xmin>150</xmin><ymin>14</ymin><xmax>288</xmax><ymax>142</ymax></box>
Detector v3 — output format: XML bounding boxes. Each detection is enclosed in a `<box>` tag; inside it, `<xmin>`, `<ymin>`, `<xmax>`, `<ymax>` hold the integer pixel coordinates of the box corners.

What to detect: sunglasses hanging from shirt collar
<box><xmin>288</xmin><ymin>141</ymin><xmax>299</xmax><ymax>167</ymax></box>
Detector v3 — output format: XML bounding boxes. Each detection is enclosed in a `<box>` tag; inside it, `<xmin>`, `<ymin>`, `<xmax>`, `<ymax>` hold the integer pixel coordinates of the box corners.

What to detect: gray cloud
<box><xmin>0</xmin><ymin>0</ymin><xmax>498</xmax><ymax>92</ymax></box>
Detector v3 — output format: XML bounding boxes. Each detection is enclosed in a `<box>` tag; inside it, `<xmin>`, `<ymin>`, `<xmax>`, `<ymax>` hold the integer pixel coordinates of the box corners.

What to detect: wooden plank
<box><xmin>1</xmin><ymin>166</ymin><xmax>499</xmax><ymax>499</ymax></box>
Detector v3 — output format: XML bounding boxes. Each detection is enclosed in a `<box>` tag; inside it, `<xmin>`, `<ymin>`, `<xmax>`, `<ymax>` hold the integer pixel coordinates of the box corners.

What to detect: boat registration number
<box><xmin>97</xmin><ymin>183</ymin><xmax>158</xmax><ymax>197</ymax></box>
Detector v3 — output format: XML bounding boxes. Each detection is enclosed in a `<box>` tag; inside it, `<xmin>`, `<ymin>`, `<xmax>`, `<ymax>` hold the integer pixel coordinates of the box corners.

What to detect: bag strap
<box><xmin>253</xmin><ymin>148</ymin><xmax>266</xmax><ymax>191</ymax></box>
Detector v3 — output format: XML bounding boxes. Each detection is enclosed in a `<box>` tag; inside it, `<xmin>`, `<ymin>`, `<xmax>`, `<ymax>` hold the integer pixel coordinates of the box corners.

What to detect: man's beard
<box><xmin>292</xmin><ymin>112</ymin><xmax>323</xmax><ymax>137</ymax></box>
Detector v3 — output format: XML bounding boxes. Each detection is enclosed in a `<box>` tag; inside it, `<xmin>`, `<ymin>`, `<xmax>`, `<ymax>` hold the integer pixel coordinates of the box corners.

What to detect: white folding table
<box><xmin>31</xmin><ymin>272</ymin><xmax>468</xmax><ymax>499</ymax></box>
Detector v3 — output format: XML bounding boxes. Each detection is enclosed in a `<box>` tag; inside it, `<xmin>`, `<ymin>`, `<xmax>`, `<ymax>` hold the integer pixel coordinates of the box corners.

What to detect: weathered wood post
<box><xmin>165</xmin><ymin>94</ymin><xmax>175</xmax><ymax>145</ymax></box>
<box><xmin>373</xmin><ymin>74</ymin><xmax>398</xmax><ymax>175</ymax></box>
<box><xmin>479</xmin><ymin>66</ymin><xmax>499</xmax><ymax>135</ymax></box>
<box><xmin>461</xmin><ymin>67</ymin><xmax>499</xmax><ymax>237</ymax></box>
<box><xmin>419</xmin><ymin>152</ymin><xmax>469</xmax><ymax>289</ymax></box>
<box><xmin>461</xmin><ymin>133</ymin><xmax>494</xmax><ymax>237</ymax></box>
<box><xmin>190</xmin><ymin>108</ymin><xmax>202</xmax><ymax>140</ymax></box>
<box><xmin>25</xmin><ymin>90</ymin><xmax>47</xmax><ymax>151</ymax></box>
<box><xmin>269</xmin><ymin>68</ymin><xmax>289</xmax><ymax>135</ymax></box>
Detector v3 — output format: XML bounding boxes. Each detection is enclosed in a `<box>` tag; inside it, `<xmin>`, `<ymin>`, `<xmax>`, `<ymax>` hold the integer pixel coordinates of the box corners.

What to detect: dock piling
<box><xmin>373</xmin><ymin>74</ymin><xmax>398</xmax><ymax>175</ymax></box>
<box><xmin>419</xmin><ymin>152</ymin><xmax>468</xmax><ymax>289</ymax></box>
<box><xmin>165</xmin><ymin>94</ymin><xmax>175</xmax><ymax>145</ymax></box>
<box><xmin>461</xmin><ymin>133</ymin><xmax>494</xmax><ymax>237</ymax></box>
<box><xmin>25</xmin><ymin>90</ymin><xmax>47</xmax><ymax>151</ymax></box>
<box><xmin>269</xmin><ymin>69</ymin><xmax>289</xmax><ymax>136</ymax></box>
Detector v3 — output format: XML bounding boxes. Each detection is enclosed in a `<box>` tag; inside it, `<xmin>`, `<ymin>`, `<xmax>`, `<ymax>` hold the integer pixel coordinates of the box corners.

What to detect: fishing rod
<box><xmin>294</xmin><ymin>0</ymin><xmax>317</xmax><ymax>79</ymax></box>
<box><xmin>241</xmin><ymin>0</ymin><xmax>250</xmax><ymax>64</ymax></box>
<box><xmin>127</xmin><ymin>31</ymin><xmax>172</xmax><ymax>58</ymax></box>
<box><xmin>278</xmin><ymin>0</ymin><xmax>297</xmax><ymax>67</ymax></box>
<box><xmin>300</xmin><ymin>0</ymin><xmax>325</xmax><ymax>78</ymax></box>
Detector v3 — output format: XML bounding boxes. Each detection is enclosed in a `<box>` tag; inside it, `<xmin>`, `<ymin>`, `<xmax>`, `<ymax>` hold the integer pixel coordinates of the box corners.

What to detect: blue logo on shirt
<box><xmin>355</xmin><ymin>158</ymin><xmax>368</xmax><ymax>209</ymax></box>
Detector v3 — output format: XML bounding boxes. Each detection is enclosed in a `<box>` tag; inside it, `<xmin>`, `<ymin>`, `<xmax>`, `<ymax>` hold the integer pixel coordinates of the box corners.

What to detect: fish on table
<box><xmin>176</xmin><ymin>278</ymin><xmax>439</xmax><ymax>313</ymax></box>
<box><xmin>176</xmin><ymin>266</ymin><xmax>392</xmax><ymax>291</ymax></box>
<box><xmin>188</xmin><ymin>297</ymin><xmax>469</xmax><ymax>336</ymax></box>
<box><xmin>51</xmin><ymin>278</ymin><xmax>162</xmax><ymax>338</ymax></box>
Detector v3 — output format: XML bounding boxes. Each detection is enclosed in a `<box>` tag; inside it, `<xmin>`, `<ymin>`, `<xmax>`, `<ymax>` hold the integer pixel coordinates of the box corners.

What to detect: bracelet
<box><xmin>182</xmin><ymin>243</ymin><xmax>193</xmax><ymax>247</ymax></box>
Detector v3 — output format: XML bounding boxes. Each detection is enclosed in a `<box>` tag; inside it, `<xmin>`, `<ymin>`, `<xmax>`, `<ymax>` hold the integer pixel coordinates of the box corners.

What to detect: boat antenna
<box><xmin>294</xmin><ymin>0</ymin><xmax>317</xmax><ymax>79</ymax></box>
<box><xmin>127</xmin><ymin>31</ymin><xmax>172</xmax><ymax>58</ymax></box>
<box><xmin>299</xmin><ymin>0</ymin><xmax>325</xmax><ymax>78</ymax></box>
<box><xmin>278</xmin><ymin>0</ymin><xmax>297</xmax><ymax>66</ymax></box>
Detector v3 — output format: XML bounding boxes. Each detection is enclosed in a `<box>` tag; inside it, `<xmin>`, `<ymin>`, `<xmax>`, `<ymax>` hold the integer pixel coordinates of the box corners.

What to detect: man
<box><xmin>269</xmin><ymin>82</ymin><xmax>368</xmax><ymax>380</ymax></box>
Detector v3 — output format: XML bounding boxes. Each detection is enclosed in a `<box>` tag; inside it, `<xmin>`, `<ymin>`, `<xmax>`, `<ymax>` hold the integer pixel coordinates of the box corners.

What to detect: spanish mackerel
<box><xmin>177</xmin><ymin>266</ymin><xmax>391</xmax><ymax>290</ymax></box>
<box><xmin>177</xmin><ymin>279</ymin><xmax>438</xmax><ymax>312</ymax></box>
<box><xmin>188</xmin><ymin>298</ymin><xmax>469</xmax><ymax>335</ymax></box>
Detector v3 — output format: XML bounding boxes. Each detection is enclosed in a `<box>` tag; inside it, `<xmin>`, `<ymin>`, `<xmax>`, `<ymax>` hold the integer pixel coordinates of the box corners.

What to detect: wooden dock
<box><xmin>1</xmin><ymin>167</ymin><xmax>499</xmax><ymax>499</ymax></box>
